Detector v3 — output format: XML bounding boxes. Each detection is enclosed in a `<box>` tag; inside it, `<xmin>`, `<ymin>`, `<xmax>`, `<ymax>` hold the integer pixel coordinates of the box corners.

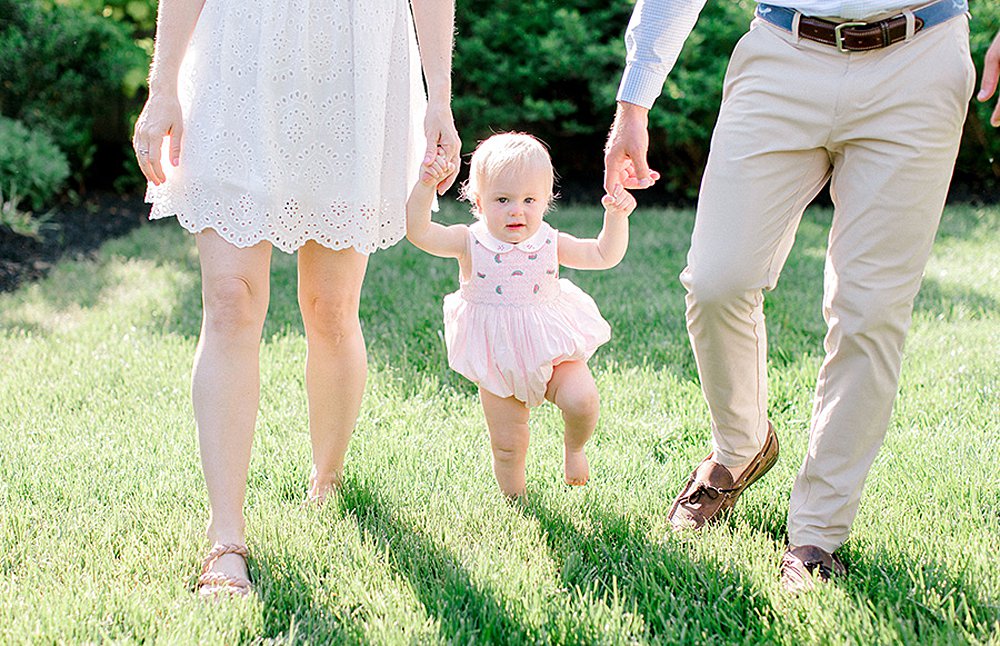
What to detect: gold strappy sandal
<box><xmin>197</xmin><ymin>543</ymin><xmax>252</xmax><ymax>598</ymax></box>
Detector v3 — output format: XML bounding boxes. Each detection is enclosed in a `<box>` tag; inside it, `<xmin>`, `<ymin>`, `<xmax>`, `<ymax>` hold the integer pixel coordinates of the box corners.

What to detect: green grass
<box><xmin>0</xmin><ymin>200</ymin><xmax>997</xmax><ymax>644</ymax></box>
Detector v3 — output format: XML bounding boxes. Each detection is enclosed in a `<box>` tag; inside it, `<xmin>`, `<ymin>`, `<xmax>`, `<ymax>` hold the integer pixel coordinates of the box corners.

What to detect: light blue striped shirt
<box><xmin>617</xmin><ymin>0</ymin><xmax>933</xmax><ymax>109</ymax></box>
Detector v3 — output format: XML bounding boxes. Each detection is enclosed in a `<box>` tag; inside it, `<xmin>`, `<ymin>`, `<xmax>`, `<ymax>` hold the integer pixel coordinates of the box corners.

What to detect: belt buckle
<box><xmin>834</xmin><ymin>21</ymin><xmax>867</xmax><ymax>52</ymax></box>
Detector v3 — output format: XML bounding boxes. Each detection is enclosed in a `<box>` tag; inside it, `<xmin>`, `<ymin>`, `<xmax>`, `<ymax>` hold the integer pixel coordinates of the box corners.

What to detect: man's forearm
<box><xmin>617</xmin><ymin>0</ymin><xmax>709</xmax><ymax>110</ymax></box>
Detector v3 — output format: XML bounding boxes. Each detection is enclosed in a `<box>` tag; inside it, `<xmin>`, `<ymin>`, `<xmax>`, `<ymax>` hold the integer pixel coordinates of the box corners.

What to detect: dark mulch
<box><xmin>0</xmin><ymin>192</ymin><xmax>149</xmax><ymax>294</ymax></box>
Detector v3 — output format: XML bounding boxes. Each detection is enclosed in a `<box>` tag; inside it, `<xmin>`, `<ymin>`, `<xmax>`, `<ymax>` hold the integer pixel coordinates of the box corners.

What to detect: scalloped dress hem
<box><xmin>147</xmin><ymin>204</ymin><xmax>405</xmax><ymax>256</ymax></box>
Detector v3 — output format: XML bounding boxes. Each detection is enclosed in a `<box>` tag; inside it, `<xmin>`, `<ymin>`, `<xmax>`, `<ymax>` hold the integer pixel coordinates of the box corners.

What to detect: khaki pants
<box><xmin>681</xmin><ymin>14</ymin><xmax>975</xmax><ymax>551</ymax></box>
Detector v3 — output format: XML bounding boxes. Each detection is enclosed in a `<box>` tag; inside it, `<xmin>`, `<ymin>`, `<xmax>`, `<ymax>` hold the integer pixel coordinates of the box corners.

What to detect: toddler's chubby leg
<box><xmin>545</xmin><ymin>361</ymin><xmax>600</xmax><ymax>486</ymax></box>
<box><xmin>479</xmin><ymin>388</ymin><xmax>531</xmax><ymax>498</ymax></box>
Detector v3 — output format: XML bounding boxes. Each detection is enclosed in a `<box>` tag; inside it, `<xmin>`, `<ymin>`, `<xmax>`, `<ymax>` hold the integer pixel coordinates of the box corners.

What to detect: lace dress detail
<box><xmin>145</xmin><ymin>0</ymin><xmax>426</xmax><ymax>254</ymax></box>
<box><xmin>443</xmin><ymin>222</ymin><xmax>611</xmax><ymax>407</ymax></box>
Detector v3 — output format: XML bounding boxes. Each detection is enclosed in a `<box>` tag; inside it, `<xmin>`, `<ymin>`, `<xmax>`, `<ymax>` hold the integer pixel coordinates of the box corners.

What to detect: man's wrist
<box><xmin>617</xmin><ymin>101</ymin><xmax>649</xmax><ymax>125</ymax></box>
<box><xmin>616</xmin><ymin>63</ymin><xmax>664</xmax><ymax>111</ymax></box>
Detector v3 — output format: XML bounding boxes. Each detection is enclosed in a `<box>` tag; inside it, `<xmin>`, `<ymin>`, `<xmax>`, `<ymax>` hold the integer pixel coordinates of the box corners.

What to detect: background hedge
<box><xmin>0</xmin><ymin>117</ymin><xmax>69</xmax><ymax>211</ymax></box>
<box><xmin>0</xmin><ymin>0</ymin><xmax>144</xmax><ymax>183</ymax></box>
<box><xmin>5</xmin><ymin>0</ymin><xmax>999</xmax><ymax>204</ymax></box>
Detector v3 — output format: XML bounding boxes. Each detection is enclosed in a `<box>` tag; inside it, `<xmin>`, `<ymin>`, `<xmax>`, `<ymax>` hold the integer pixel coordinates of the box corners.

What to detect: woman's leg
<box><xmin>193</xmin><ymin>229</ymin><xmax>272</xmax><ymax>578</ymax></box>
<box><xmin>296</xmin><ymin>242</ymin><xmax>369</xmax><ymax>500</ymax></box>
<box><xmin>545</xmin><ymin>361</ymin><xmax>600</xmax><ymax>486</ymax></box>
<box><xmin>479</xmin><ymin>388</ymin><xmax>532</xmax><ymax>497</ymax></box>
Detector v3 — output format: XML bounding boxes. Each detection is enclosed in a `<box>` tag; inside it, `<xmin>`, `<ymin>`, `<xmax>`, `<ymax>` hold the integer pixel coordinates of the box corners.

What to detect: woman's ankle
<box><xmin>206</xmin><ymin>520</ymin><xmax>246</xmax><ymax>546</ymax></box>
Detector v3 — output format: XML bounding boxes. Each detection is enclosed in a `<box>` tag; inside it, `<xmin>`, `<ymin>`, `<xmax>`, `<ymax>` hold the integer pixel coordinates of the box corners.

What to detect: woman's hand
<box><xmin>133</xmin><ymin>92</ymin><xmax>184</xmax><ymax>186</ymax></box>
<box><xmin>423</xmin><ymin>101</ymin><xmax>461</xmax><ymax>195</ymax></box>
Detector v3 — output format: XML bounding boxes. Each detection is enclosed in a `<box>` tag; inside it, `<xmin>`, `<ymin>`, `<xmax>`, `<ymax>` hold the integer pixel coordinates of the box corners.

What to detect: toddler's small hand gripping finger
<box><xmin>617</xmin><ymin>189</ymin><xmax>636</xmax><ymax>210</ymax></box>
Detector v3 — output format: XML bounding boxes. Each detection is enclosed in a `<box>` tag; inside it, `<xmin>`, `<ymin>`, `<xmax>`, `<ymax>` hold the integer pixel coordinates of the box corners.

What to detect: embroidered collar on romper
<box><xmin>469</xmin><ymin>220</ymin><xmax>553</xmax><ymax>254</ymax></box>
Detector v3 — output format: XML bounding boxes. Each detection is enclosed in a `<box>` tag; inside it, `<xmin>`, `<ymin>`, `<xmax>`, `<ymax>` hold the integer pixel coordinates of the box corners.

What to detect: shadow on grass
<box><xmin>1</xmin><ymin>204</ymin><xmax>995</xmax><ymax>400</ymax></box>
<box><xmin>733</xmin><ymin>471</ymin><xmax>999</xmax><ymax>641</ymax></box>
<box><xmin>838</xmin><ymin>547</ymin><xmax>1000</xmax><ymax>643</ymax></box>
<box><xmin>338</xmin><ymin>480</ymin><xmax>539</xmax><ymax>644</ymax></box>
<box><xmin>0</xmin><ymin>255</ymin><xmax>140</xmax><ymax>335</ymax></box>
<box><xmin>249</xmin><ymin>545</ymin><xmax>366</xmax><ymax>644</ymax></box>
<box><xmin>914</xmin><ymin>277</ymin><xmax>999</xmax><ymax>320</ymax></box>
<box><xmin>521</xmin><ymin>498</ymin><xmax>782</xmax><ymax>642</ymax></box>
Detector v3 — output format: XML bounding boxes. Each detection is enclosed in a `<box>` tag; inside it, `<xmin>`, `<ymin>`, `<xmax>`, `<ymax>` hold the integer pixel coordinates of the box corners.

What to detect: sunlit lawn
<box><xmin>0</xmin><ymin>200</ymin><xmax>997</xmax><ymax>644</ymax></box>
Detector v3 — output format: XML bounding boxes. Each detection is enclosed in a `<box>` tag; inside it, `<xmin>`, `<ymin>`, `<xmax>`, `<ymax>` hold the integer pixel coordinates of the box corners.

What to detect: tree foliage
<box><xmin>0</xmin><ymin>117</ymin><xmax>70</xmax><ymax>210</ymax></box>
<box><xmin>0</xmin><ymin>0</ymin><xmax>145</xmax><ymax>178</ymax></box>
<box><xmin>9</xmin><ymin>0</ymin><xmax>1000</xmax><ymax>199</ymax></box>
<box><xmin>960</xmin><ymin>0</ymin><xmax>1000</xmax><ymax>196</ymax></box>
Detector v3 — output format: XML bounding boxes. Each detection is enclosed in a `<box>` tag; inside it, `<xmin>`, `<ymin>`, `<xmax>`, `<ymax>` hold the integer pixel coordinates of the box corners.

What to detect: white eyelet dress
<box><xmin>145</xmin><ymin>0</ymin><xmax>427</xmax><ymax>254</ymax></box>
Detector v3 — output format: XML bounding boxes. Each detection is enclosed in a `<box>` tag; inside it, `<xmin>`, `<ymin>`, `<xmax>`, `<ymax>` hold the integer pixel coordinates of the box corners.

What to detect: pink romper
<box><xmin>443</xmin><ymin>221</ymin><xmax>611</xmax><ymax>407</ymax></box>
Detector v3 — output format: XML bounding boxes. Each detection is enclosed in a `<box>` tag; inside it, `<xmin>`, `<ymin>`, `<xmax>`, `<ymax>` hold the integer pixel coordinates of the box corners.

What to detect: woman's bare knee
<box><xmin>203</xmin><ymin>275</ymin><xmax>266</xmax><ymax>337</ymax></box>
<box><xmin>301</xmin><ymin>295</ymin><xmax>360</xmax><ymax>346</ymax></box>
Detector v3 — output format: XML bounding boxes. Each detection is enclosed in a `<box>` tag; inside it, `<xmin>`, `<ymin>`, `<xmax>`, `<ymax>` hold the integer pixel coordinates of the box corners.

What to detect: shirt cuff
<box><xmin>616</xmin><ymin>62</ymin><xmax>669</xmax><ymax>110</ymax></box>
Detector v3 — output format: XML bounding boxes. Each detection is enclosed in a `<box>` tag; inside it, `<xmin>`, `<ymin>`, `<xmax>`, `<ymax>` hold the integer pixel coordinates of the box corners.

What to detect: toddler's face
<box><xmin>475</xmin><ymin>170</ymin><xmax>550</xmax><ymax>244</ymax></box>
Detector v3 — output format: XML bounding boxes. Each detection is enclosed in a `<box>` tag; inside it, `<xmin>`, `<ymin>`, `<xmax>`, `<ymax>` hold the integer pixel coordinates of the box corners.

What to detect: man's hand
<box><xmin>978</xmin><ymin>29</ymin><xmax>1000</xmax><ymax>128</ymax></box>
<box><xmin>604</xmin><ymin>101</ymin><xmax>661</xmax><ymax>194</ymax></box>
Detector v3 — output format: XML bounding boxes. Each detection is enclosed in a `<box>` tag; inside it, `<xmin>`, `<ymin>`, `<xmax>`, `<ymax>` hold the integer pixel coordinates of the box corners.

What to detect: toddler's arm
<box><xmin>558</xmin><ymin>186</ymin><xmax>637</xmax><ymax>270</ymax></box>
<box><xmin>406</xmin><ymin>149</ymin><xmax>468</xmax><ymax>259</ymax></box>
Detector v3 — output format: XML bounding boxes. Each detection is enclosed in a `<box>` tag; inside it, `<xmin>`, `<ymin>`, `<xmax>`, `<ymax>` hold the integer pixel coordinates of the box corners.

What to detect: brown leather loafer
<box><xmin>780</xmin><ymin>544</ymin><xmax>847</xmax><ymax>593</ymax></box>
<box><xmin>667</xmin><ymin>422</ymin><xmax>779</xmax><ymax>530</ymax></box>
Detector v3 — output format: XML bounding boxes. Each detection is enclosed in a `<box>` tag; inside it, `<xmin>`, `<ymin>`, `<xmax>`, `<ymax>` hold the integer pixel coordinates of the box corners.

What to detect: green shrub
<box><xmin>0</xmin><ymin>117</ymin><xmax>68</xmax><ymax>238</ymax></box>
<box><xmin>450</xmin><ymin>0</ymin><xmax>774</xmax><ymax>197</ymax></box>
<box><xmin>453</xmin><ymin>1</ymin><xmax>633</xmax><ymax>183</ymax></box>
<box><xmin>454</xmin><ymin>0</ymin><xmax>997</xmax><ymax>199</ymax></box>
<box><xmin>47</xmin><ymin>0</ymin><xmax>156</xmax><ymax>97</ymax></box>
<box><xmin>0</xmin><ymin>0</ymin><xmax>145</xmax><ymax>178</ymax></box>
<box><xmin>49</xmin><ymin>0</ymin><xmax>157</xmax><ymax>35</ymax></box>
<box><xmin>648</xmin><ymin>0</ymin><xmax>755</xmax><ymax>197</ymax></box>
<box><xmin>33</xmin><ymin>0</ymin><xmax>1000</xmax><ymax>199</ymax></box>
<box><xmin>0</xmin><ymin>117</ymin><xmax>70</xmax><ymax>212</ymax></box>
<box><xmin>960</xmin><ymin>0</ymin><xmax>1000</xmax><ymax>197</ymax></box>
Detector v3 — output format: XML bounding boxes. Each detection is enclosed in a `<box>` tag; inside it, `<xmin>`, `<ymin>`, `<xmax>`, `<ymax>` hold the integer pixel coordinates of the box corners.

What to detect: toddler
<box><xmin>406</xmin><ymin>133</ymin><xmax>635</xmax><ymax>497</ymax></box>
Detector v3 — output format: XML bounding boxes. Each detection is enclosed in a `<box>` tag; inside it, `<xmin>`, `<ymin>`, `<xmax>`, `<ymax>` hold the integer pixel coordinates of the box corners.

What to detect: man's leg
<box><xmin>671</xmin><ymin>22</ymin><xmax>838</xmax><ymax>529</ymax></box>
<box><xmin>787</xmin><ymin>16</ymin><xmax>975</xmax><ymax>553</ymax></box>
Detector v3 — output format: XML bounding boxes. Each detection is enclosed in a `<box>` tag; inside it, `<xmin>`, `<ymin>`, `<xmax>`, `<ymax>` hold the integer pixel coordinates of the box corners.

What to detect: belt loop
<box><xmin>903</xmin><ymin>8</ymin><xmax>915</xmax><ymax>40</ymax></box>
<box><xmin>791</xmin><ymin>10</ymin><xmax>802</xmax><ymax>39</ymax></box>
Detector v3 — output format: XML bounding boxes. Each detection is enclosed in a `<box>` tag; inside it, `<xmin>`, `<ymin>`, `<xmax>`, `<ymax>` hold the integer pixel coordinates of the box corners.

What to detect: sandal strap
<box><xmin>197</xmin><ymin>543</ymin><xmax>252</xmax><ymax>596</ymax></box>
<box><xmin>200</xmin><ymin>543</ymin><xmax>249</xmax><ymax>575</ymax></box>
<box><xmin>197</xmin><ymin>571</ymin><xmax>252</xmax><ymax>592</ymax></box>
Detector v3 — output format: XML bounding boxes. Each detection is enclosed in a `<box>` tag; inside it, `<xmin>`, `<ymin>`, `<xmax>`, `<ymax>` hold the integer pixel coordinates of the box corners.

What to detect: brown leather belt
<box><xmin>755</xmin><ymin>1</ymin><xmax>968</xmax><ymax>53</ymax></box>
<box><xmin>797</xmin><ymin>14</ymin><xmax>924</xmax><ymax>51</ymax></box>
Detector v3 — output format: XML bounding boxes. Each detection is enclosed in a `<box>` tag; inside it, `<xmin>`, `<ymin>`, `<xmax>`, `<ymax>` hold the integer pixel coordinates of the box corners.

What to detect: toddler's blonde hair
<box><xmin>460</xmin><ymin>133</ymin><xmax>555</xmax><ymax>216</ymax></box>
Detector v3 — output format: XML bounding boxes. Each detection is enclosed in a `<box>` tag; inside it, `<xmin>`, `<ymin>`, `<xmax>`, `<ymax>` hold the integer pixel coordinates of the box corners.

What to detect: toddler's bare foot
<box><xmin>564</xmin><ymin>447</ymin><xmax>590</xmax><ymax>486</ymax></box>
<box><xmin>502</xmin><ymin>489</ymin><xmax>529</xmax><ymax>506</ymax></box>
<box><xmin>306</xmin><ymin>470</ymin><xmax>343</xmax><ymax>505</ymax></box>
